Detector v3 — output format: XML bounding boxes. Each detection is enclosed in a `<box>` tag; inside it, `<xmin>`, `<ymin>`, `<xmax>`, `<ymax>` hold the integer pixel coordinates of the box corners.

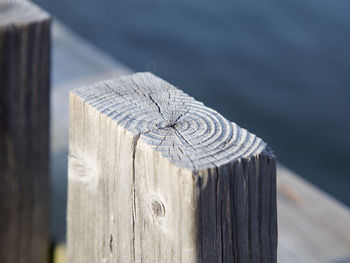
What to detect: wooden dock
<box><xmin>51</xmin><ymin>22</ymin><xmax>350</xmax><ymax>263</ymax></box>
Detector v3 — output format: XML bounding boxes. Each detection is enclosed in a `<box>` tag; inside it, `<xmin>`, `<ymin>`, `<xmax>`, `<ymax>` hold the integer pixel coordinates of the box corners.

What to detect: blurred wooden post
<box><xmin>0</xmin><ymin>2</ymin><xmax>50</xmax><ymax>263</ymax></box>
<box><xmin>68</xmin><ymin>72</ymin><xmax>277</xmax><ymax>263</ymax></box>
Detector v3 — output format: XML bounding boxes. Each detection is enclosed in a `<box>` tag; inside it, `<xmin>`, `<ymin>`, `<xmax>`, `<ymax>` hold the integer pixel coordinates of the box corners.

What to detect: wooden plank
<box><xmin>51</xmin><ymin>22</ymin><xmax>131</xmax><ymax>88</ymax></box>
<box><xmin>277</xmin><ymin>166</ymin><xmax>350</xmax><ymax>263</ymax></box>
<box><xmin>0</xmin><ymin>2</ymin><xmax>50</xmax><ymax>262</ymax></box>
<box><xmin>67</xmin><ymin>72</ymin><xmax>277</xmax><ymax>262</ymax></box>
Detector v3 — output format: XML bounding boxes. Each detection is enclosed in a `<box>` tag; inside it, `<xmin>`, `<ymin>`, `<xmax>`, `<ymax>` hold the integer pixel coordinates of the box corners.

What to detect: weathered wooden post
<box><xmin>68</xmin><ymin>72</ymin><xmax>277</xmax><ymax>262</ymax></box>
<box><xmin>0</xmin><ymin>2</ymin><xmax>50</xmax><ymax>263</ymax></box>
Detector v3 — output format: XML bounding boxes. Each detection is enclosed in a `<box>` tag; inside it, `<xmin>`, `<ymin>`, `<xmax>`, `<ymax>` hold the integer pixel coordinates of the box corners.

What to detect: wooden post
<box><xmin>0</xmin><ymin>2</ymin><xmax>50</xmax><ymax>263</ymax></box>
<box><xmin>68</xmin><ymin>72</ymin><xmax>277</xmax><ymax>263</ymax></box>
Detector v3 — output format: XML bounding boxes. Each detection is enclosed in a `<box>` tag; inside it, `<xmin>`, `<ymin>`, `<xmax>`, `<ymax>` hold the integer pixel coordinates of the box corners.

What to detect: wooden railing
<box><xmin>67</xmin><ymin>72</ymin><xmax>277</xmax><ymax>262</ymax></box>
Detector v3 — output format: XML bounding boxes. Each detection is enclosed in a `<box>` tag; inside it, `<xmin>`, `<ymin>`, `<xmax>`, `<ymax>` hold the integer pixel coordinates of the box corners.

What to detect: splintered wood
<box><xmin>68</xmin><ymin>72</ymin><xmax>277</xmax><ymax>263</ymax></box>
<box><xmin>0</xmin><ymin>2</ymin><xmax>50</xmax><ymax>263</ymax></box>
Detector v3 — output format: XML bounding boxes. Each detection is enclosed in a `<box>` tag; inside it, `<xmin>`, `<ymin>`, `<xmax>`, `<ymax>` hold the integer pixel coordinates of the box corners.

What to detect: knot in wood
<box><xmin>157</xmin><ymin>120</ymin><xmax>174</xmax><ymax>129</ymax></box>
<box><xmin>150</xmin><ymin>200</ymin><xmax>165</xmax><ymax>218</ymax></box>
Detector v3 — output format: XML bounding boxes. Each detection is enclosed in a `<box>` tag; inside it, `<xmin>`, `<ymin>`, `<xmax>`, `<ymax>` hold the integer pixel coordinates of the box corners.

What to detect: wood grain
<box><xmin>0</xmin><ymin>2</ymin><xmax>50</xmax><ymax>262</ymax></box>
<box><xmin>67</xmin><ymin>72</ymin><xmax>277</xmax><ymax>262</ymax></box>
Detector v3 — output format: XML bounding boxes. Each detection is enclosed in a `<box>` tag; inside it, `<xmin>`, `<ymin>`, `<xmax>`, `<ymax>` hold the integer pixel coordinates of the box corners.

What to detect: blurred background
<box><xmin>33</xmin><ymin>0</ymin><xmax>350</xmax><ymax>207</ymax></box>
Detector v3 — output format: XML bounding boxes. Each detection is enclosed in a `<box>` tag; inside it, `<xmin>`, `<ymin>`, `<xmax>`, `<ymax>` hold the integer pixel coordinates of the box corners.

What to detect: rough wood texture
<box><xmin>0</xmin><ymin>2</ymin><xmax>50</xmax><ymax>263</ymax></box>
<box><xmin>68</xmin><ymin>72</ymin><xmax>277</xmax><ymax>262</ymax></box>
<box><xmin>50</xmin><ymin>23</ymin><xmax>131</xmax><ymax>242</ymax></box>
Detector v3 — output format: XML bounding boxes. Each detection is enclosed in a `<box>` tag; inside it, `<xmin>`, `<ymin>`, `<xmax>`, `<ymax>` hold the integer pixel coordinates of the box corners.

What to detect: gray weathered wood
<box><xmin>67</xmin><ymin>72</ymin><xmax>277</xmax><ymax>262</ymax></box>
<box><xmin>0</xmin><ymin>2</ymin><xmax>50</xmax><ymax>262</ymax></box>
<box><xmin>277</xmin><ymin>166</ymin><xmax>350</xmax><ymax>263</ymax></box>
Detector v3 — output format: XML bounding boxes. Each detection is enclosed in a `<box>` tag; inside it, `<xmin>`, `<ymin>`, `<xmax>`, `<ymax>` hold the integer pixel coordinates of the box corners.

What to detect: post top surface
<box><xmin>0</xmin><ymin>1</ymin><xmax>49</xmax><ymax>26</ymax></box>
<box><xmin>72</xmin><ymin>72</ymin><xmax>272</xmax><ymax>170</ymax></box>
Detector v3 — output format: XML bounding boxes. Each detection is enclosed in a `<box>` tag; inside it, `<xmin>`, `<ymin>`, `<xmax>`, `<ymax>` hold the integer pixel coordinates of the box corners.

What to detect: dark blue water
<box><xmin>34</xmin><ymin>0</ymin><xmax>350</xmax><ymax>206</ymax></box>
